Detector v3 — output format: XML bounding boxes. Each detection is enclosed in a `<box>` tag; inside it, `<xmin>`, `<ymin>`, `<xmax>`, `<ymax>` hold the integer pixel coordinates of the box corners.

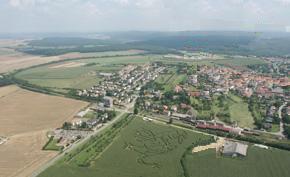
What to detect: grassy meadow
<box><xmin>43</xmin><ymin>137</ymin><xmax>62</xmax><ymax>151</ymax></box>
<box><xmin>228</xmin><ymin>94</ymin><xmax>255</xmax><ymax>128</ymax></box>
<box><xmin>214</xmin><ymin>57</ymin><xmax>266</xmax><ymax>67</ymax></box>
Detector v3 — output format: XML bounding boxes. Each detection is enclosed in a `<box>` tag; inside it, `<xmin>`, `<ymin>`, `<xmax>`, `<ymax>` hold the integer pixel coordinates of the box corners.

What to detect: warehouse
<box><xmin>222</xmin><ymin>140</ymin><xmax>248</xmax><ymax>157</ymax></box>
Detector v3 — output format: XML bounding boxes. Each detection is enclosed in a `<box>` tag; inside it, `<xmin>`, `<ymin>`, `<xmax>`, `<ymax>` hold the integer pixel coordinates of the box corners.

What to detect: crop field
<box><xmin>38</xmin><ymin>117</ymin><xmax>213</xmax><ymax>177</ymax></box>
<box><xmin>0</xmin><ymin>85</ymin><xmax>88</xmax><ymax>136</ymax></box>
<box><xmin>183</xmin><ymin>146</ymin><xmax>290</xmax><ymax>177</ymax></box>
<box><xmin>15</xmin><ymin>55</ymin><xmax>161</xmax><ymax>92</ymax></box>
<box><xmin>0</xmin><ymin>85</ymin><xmax>88</xmax><ymax>177</ymax></box>
<box><xmin>0</xmin><ymin>51</ymin><xmax>63</xmax><ymax>74</ymax></box>
<box><xmin>0</xmin><ymin>130</ymin><xmax>57</xmax><ymax>177</ymax></box>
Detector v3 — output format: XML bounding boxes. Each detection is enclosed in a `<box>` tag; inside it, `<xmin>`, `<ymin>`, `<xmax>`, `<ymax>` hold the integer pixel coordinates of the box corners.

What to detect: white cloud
<box><xmin>114</xmin><ymin>0</ymin><xmax>130</xmax><ymax>6</ymax></box>
<box><xmin>2</xmin><ymin>0</ymin><xmax>290</xmax><ymax>32</ymax></box>
<box><xmin>8</xmin><ymin>0</ymin><xmax>49</xmax><ymax>8</ymax></box>
<box><xmin>83</xmin><ymin>1</ymin><xmax>101</xmax><ymax>16</ymax></box>
<box><xmin>276</xmin><ymin>0</ymin><xmax>290</xmax><ymax>5</ymax></box>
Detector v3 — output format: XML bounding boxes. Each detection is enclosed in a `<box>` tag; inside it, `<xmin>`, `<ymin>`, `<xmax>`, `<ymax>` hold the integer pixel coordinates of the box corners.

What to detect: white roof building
<box><xmin>223</xmin><ymin>141</ymin><xmax>248</xmax><ymax>157</ymax></box>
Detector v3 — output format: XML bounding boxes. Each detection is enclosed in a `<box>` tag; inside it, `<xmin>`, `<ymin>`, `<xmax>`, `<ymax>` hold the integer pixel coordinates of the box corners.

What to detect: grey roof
<box><xmin>223</xmin><ymin>141</ymin><xmax>248</xmax><ymax>156</ymax></box>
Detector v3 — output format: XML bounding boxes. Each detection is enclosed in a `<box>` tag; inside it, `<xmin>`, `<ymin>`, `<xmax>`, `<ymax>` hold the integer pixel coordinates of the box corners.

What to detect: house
<box><xmin>222</xmin><ymin>141</ymin><xmax>248</xmax><ymax>157</ymax></box>
<box><xmin>75</xmin><ymin>108</ymin><xmax>90</xmax><ymax>118</ymax></box>
<box><xmin>201</xmin><ymin>91</ymin><xmax>211</xmax><ymax>99</ymax></box>
<box><xmin>99</xmin><ymin>72</ymin><xmax>114</xmax><ymax>77</ymax></box>
<box><xmin>188</xmin><ymin>75</ymin><xmax>198</xmax><ymax>85</ymax></box>
<box><xmin>272</xmin><ymin>87</ymin><xmax>284</xmax><ymax>96</ymax></box>
<box><xmin>174</xmin><ymin>85</ymin><xmax>183</xmax><ymax>93</ymax></box>
<box><xmin>87</xmin><ymin>118</ymin><xmax>100</xmax><ymax>128</ymax></box>
<box><xmin>188</xmin><ymin>91</ymin><xmax>201</xmax><ymax>97</ymax></box>
<box><xmin>286</xmin><ymin>106</ymin><xmax>290</xmax><ymax>115</ymax></box>
<box><xmin>265</xmin><ymin>117</ymin><xmax>274</xmax><ymax>123</ymax></box>
<box><xmin>262</xmin><ymin>123</ymin><xmax>272</xmax><ymax>129</ymax></box>
<box><xmin>268</xmin><ymin>106</ymin><xmax>276</xmax><ymax>116</ymax></box>
<box><xmin>230</xmin><ymin>127</ymin><xmax>243</xmax><ymax>135</ymax></box>
<box><xmin>71</xmin><ymin>118</ymin><xmax>85</xmax><ymax>127</ymax></box>
<box><xmin>171</xmin><ymin>105</ymin><xmax>178</xmax><ymax>112</ymax></box>
<box><xmin>103</xmin><ymin>97</ymin><xmax>113</xmax><ymax>108</ymax></box>
<box><xmin>171</xmin><ymin>112</ymin><xmax>193</xmax><ymax>120</ymax></box>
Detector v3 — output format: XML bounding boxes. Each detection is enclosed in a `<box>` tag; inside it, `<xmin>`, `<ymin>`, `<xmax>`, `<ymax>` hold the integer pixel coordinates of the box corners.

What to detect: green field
<box><xmin>15</xmin><ymin>55</ymin><xmax>160</xmax><ymax>93</ymax></box>
<box><xmin>0</xmin><ymin>48</ymin><xmax>15</xmax><ymax>55</ymax></box>
<box><xmin>73</xmin><ymin>50</ymin><xmax>146</xmax><ymax>57</ymax></box>
<box><xmin>160</xmin><ymin>56</ymin><xmax>266</xmax><ymax>67</ymax></box>
<box><xmin>229</xmin><ymin>94</ymin><xmax>255</xmax><ymax>128</ymax></box>
<box><xmin>43</xmin><ymin>137</ymin><xmax>62</xmax><ymax>151</ymax></box>
<box><xmin>38</xmin><ymin>117</ymin><xmax>213</xmax><ymax>177</ymax></box>
<box><xmin>163</xmin><ymin>73</ymin><xmax>186</xmax><ymax>91</ymax></box>
<box><xmin>270</xmin><ymin>124</ymin><xmax>280</xmax><ymax>133</ymax></box>
<box><xmin>183</xmin><ymin>147</ymin><xmax>290</xmax><ymax>177</ymax></box>
<box><xmin>214</xmin><ymin>57</ymin><xmax>266</xmax><ymax>67</ymax></box>
<box><xmin>155</xmin><ymin>73</ymin><xmax>173</xmax><ymax>84</ymax></box>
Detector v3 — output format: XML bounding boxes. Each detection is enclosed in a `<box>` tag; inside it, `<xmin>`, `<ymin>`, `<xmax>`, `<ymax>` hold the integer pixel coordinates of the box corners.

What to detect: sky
<box><xmin>0</xmin><ymin>0</ymin><xmax>290</xmax><ymax>33</ymax></box>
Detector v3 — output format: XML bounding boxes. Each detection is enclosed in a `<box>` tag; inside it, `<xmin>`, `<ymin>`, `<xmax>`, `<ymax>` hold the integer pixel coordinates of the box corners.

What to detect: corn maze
<box><xmin>124</xmin><ymin>127</ymin><xmax>188</xmax><ymax>168</ymax></box>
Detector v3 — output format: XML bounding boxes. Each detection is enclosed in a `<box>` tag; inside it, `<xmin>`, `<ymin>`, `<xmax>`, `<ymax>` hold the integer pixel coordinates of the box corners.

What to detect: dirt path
<box><xmin>192</xmin><ymin>138</ymin><xmax>225</xmax><ymax>153</ymax></box>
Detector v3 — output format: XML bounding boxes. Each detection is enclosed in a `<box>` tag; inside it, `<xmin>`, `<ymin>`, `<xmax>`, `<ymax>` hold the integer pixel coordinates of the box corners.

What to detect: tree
<box><xmin>164</xmin><ymin>91</ymin><xmax>174</xmax><ymax>100</ymax></box>
<box><xmin>168</xmin><ymin>117</ymin><xmax>173</xmax><ymax>124</ymax></box>
<box><xmin>62</xmin><ymin>122</ymin><xmax>72</xmax><ymax>130</ymax></box>
<box><xmin>79</xmin><ymin>122</ymin><xmax>88</xmax><ymax>129</ymax></box>
<box><xmin>284</xmin><ymin>125</ymin><xmax>290</xmax><ymax>139</ymax></box>
<box><xmin>134</xmin><ymin>107</ymin><xmax>139</xmax><ymax>115</ymax></box>
<box><xmin>283</xmin><ymin>114</ymin><xmax>290</xmax><ymax>124</ymax></box>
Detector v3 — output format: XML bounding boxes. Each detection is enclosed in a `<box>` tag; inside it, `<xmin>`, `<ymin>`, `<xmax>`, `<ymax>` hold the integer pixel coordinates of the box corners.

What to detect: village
<box><xmin>136</xmin><ymin>61</ymin><xmax>290</xmax><ymax>141</ymax></box>
<box><xmin>77</xmin><ymin>63</ymin><xmax>165</xmax><ymax>106</ymax></box>
<box><xmin>44</xmin><ymin>106</ymin><xmax>118</xmax><ymax>150</ymax></box>
<box><xmin>44</xmin><ymin>63</ymin><xmax>166</xmax><ymax>151</ymax></box>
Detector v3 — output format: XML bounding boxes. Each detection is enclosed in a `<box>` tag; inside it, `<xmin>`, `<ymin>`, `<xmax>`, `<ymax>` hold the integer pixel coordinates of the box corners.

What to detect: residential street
<box><xmin>277</xmin><ymin>102</ymin><xmax>287</xmax><ymax>137</ymax></box>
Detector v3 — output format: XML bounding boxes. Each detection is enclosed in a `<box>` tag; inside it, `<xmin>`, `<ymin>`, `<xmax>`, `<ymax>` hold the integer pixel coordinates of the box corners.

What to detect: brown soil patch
<box><xmin>0</xmin><ymin>40</ymin><xmax>65</xmax><ymax>73</ymax></box>
<box><xmin>0</xmin><ymin>85</ymin><xmax>89</xmax><ymax>177</ymax></box>
<box><xmin>0</xmin><ymin>131</ymin><xmax>57</xmax><ymax>177</ymax></box>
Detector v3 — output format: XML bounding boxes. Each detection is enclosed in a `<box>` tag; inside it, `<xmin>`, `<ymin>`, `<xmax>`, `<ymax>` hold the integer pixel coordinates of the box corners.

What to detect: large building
<box><xmin>222</xmin><ymin>141</ymin><xmax>248</xmax><ymax>157</ymax></box>
<box><xmin>103</xmin><ymin>97</ymin><xmax>113</xmax><ymax>108</ymax></box>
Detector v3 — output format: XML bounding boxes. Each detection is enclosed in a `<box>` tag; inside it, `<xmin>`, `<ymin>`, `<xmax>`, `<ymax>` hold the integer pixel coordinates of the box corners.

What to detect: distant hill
<box><xmin>19</xmin><ymin>31</ymin><xmax>290</xmax><ymax>57</ymax></box>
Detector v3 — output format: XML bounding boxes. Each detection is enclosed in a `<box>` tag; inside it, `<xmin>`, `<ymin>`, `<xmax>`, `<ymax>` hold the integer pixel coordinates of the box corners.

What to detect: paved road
<box><xmin>30</xmin><ymin>101</ymin><xmax>135</xmax><ymax>177</ymax></box>
<box><xmin>276</xmin><ymin>102</ymin><xmax>287</xmax><ymax>137</ymax></box>
<box><xmin>257</xmin><ymin>102</ymin><xmax>287</xmax><ymax>138</ymax></box>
